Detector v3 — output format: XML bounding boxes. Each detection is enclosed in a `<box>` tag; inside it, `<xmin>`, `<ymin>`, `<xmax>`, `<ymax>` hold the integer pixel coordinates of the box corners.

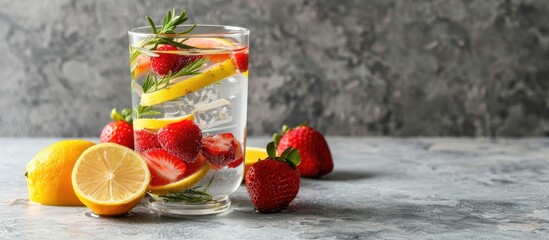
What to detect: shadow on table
<box><xmin>321</xmin><ymin>170</ymin><xmax>379</xmax><ymax>181</ymax></box>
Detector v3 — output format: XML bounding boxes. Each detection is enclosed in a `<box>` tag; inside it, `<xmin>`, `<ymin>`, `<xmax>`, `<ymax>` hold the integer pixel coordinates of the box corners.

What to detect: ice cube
<box><xmin>179</xmin><ymin>85</ymin><xmax>221</xmax><ymax>115</ymax></box>
<box><xmin>193</xmin><ymin>99</ymin><xmax>233</xmax><ymax>128</ymax></box>
<box><xmin>162</xmin><ymin>101</ymin><xmax>182</xmax><ymax>118</ymax></box>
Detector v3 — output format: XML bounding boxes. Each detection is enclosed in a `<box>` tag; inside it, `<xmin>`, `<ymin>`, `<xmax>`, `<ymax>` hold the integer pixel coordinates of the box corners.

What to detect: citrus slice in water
<box><xmin>71</xmin><ymin>143</ymin><xmax>150</xmax><ymax>216</ymax></box>
<box><xmin>146</xmin><ymin>155</ymin><xmax>210</xmax><ymax>195</ymax></box>
<box><xmin>140</xmin><ymin>58</ymin><xmax>238</xmax><ymax>106</ymax></box>
<box><xmin>183</xmin><ymin>38</ymin><xmax>233</xmax><ymax>63</ymax></box>
<box><xmin>133</xmin><ymin>114</ymin><xmax>194</xmax><ymax>130</ymax></box>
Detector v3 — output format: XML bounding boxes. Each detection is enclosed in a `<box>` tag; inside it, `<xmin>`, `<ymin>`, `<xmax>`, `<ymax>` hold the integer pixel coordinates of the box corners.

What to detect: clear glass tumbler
<box><xmin>128</xmin><ymin>25</ymin><xmax>249</xmax><ymax>215</ymax></box>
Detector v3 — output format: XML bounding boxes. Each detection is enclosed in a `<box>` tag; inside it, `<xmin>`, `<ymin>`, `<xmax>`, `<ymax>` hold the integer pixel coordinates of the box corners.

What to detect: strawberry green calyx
<box><xmin>265</xmin><ymin>142</ymin><xmax>301</xmax><ymax>169</ymax></box>
<box><xmin>111</xmin><ymin>108</ymin><xmax>133</xmax><ymax>124</ymax></box>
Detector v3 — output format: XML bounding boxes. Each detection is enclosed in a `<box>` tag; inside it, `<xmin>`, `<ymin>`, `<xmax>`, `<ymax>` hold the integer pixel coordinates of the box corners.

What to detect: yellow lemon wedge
<box><xmin>244</xmin><ymin>147</ymin><xmax>268</xmax><ymax>178</ymax></box>
<box><xmin>26</xmin><ymin>140</ymin><xmax>95</xmax><ymax>206</ymax></box>
<box><xmin>133</xmin><ymin>114</ymin><xmax>194</xmax><ymax>130</ymax></box>
<box><xmin>71</xmin><ymin>143</ymin><xmax>150</xmax><ymax>216</ymax></box>
<box><xmin>140</xmin><ymin>58</ymin><xmax>238</xmax><ymax>106</ymax></box>
<box><xmin>148</xmin><ymin>164</ymin><xmax>210</xmax><ymax>195</ymax></box>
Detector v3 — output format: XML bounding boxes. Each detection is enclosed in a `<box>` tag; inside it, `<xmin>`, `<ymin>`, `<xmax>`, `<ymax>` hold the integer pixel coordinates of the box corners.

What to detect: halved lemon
<box><xmin>140</xmin><ymin>58</ymin><xmax>238</xmax><ymax>106</ymax></box>
<box><xmin>244</xmin><ymin>146</ymin><xmax>268</xmax><ymax>178</ymax></box>
<box><xmin>148</xmin><ymin>164</ymin><xmax>210</xmax><ymax>195</ymax></box>
<box><xmin>71</xmin><ymin>143</ymin><xmax>150</xmax><ymax>216</ymax></box>
<box><xmin>133</xmin><ymin>114</ymin><xmax>194</xmax><ymax>130</ymax></box>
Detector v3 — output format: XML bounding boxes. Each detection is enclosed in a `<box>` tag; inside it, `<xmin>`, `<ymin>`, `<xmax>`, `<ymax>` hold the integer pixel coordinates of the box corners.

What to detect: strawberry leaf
<box><xmin>280</xmin><ymin>146</ymin><xmax>293</xmax><ymax>159</ymax></box>
<box><xmin>110</xmin><ymin>108</ymin><xmax>125</xmax><ymax>121</ymax></box>
<box><xmin>285</xmin><ymin>148</ymin><xmax>300</xmax><ymax>169</ymax></box>
<box><xmin>273</xmin><ymin>133</ymin><xmax>282</xmax><ymax>147</ymax></box>
<box><xmin>266</xmin><ymin>142</ymin><xmax>277</xmax><ymax>159</ymax></box>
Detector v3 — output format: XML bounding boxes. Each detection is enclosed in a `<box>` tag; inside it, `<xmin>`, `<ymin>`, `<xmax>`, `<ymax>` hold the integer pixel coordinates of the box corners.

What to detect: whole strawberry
<box><xmin>246</xmin><ymin>142</ymin><xmax>301</xmax><ymax>213</ymax></box>
<box><xmin>150</xmin><ymin>44</ymin><xmax>203</xmax><ymax>76</ymax></box>
<box><xmin>100</xmin><ymin>108</ymin><xmax>134</xmax><ymax>149</ymax></box>
<box><xmin>158</xmin><ymin>120</ymin><xmax>202</xmax><ymax>163</ymax></box>
<box><xmin>134</xmin><ymin>129</ymin><xmax>162</xmax><ymax>153</ymax></box>
<box><xmin>274</xmin><ymin>123</ymin><xmax>333</xmax><ymax>178</ymax></box>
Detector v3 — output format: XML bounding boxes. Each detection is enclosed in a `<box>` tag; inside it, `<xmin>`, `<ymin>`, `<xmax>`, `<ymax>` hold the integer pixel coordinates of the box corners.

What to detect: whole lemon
<box><xmin>26</xmin><ymin>140</ymin><xmax>95</xmax><ymax>206</ymax></box>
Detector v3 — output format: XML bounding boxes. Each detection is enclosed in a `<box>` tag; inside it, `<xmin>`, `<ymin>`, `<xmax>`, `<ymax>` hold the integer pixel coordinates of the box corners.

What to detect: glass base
<box><xmin>148</xmin><ymin>196</ymin><xmax>231</xmax><ymax>216</ymax></box>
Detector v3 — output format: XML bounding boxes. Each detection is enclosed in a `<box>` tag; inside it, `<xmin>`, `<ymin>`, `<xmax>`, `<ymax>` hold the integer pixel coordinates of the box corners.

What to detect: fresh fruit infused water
<box><xmin>128</xmin><ymin>22</ymin><xmax>249</xmax><ymax>215</ymax></box>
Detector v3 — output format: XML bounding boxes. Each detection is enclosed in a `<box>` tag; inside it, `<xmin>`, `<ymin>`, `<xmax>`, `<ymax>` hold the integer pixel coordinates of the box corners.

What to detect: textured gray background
<box><xmin>1</xmin><ymin>0</ymin><xmax>548</xmax><ymax>137</ymax></box>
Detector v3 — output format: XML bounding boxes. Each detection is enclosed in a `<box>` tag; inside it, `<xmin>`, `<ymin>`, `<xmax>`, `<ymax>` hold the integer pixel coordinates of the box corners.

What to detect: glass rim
<box><xmin>128</xmin><ymin>24</ymin><xmax>250</xmax><ymax>38</ymax></box>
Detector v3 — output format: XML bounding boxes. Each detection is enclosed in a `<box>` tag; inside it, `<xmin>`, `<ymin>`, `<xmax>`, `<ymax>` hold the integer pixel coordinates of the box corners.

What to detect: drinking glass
<box><xmin>128</xmin><ymin>25</ymin><xmax>249</xmax><ymax>215</ymax></box>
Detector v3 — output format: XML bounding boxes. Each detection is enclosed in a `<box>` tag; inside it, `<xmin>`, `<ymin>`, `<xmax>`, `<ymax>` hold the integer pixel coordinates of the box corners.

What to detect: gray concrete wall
<box><xmin>1</xmin><ymin>0</ymin><xmax>548</xmax><ymax>137</ymax></box>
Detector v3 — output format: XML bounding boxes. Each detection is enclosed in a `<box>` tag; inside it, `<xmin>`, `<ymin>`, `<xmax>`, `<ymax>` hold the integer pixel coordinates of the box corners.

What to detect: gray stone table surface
<box><xmin>1</xmin><ymin>137</ymin><xmax>549</xmax><ymax>240</ymax></box>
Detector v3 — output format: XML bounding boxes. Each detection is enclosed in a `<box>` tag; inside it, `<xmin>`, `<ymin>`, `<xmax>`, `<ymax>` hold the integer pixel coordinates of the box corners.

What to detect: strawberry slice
<box><xmin>233</xmin><ymin>51</ymin><xmax>248</xmax><ymax>72</ymax></box>
<box><xmin>202</xmin><ymin>133</ymin><xmax>237</xmax><ymax>167</ymax></box>
<box><xmin>134</xmin><ymin>129</ymin><xmax>162</xmax><ymax>153</ymax></box>
<box><xmin>228</xmin><ymin>139</ymin><xmax>243</xmax><ymax>168</ymax></box>
<box><xmin>142</xmin><ymin>149</ymin><xmax>187</xmax><ymax>186</ymax></box>
<box><xmin>150</xmin><ymin>44</ymin><xmax>203</xmax><ymax>76</ymax></box>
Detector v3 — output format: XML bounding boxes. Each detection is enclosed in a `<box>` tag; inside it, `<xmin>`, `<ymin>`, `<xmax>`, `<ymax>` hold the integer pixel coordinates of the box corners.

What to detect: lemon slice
<box><xmin>140</xmin><ymin>59</ymin><xmax>238</xmax><ymax>106</ymax></box>
<box><xmin>244</xmin><ymin>146</ymin><xmax>268</xmax><ymax>178</ymax></box>
<box><xmin>243</xmin><ymin>71</ymin><xmax>248</xmax><ymax>77</ymax></box>
<box><xmin>148</xmin><ymin>164</ymin><xmax>210</xmax><ymax>195</ymax></box>
<box><xmin>133</xmin><ymin>114</ymin><xmax>194</xmax><ymax>130</ymax></box>
<box><xmin>72</xmin><ymin>143</ymin><xmax>150</xmax><ymax>216</ymax></box>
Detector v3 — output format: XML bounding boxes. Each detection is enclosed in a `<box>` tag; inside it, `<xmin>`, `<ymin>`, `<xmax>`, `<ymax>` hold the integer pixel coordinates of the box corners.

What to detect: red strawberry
<box><xmin>142</xmin><ymin>149</ymin><xmax>187</xmax><ymax>186</ymax></box>
<box><xmin>134</xmin><ymin>129</ymin><xmax>162</xmax><ymax>153</ymax></box>
<box><xmin>158</xmin><ymin>120</ymin><xmax>202</xmax><ymax>163</ymax></box>
<box><xmin>246</xmin><ymin>142</ymin><xmax>300</xmax><ymax>213</ymax></box>
<box><xmin>227</xmin><ymin>140</ymin><xmax>243</xmax><ymax>168</ymax></box>
<box><xmin>100</xmin><ymin>108</ymin><xmax>134</xmax><ymax>149</ymax></box>
<box><xmin>233</xmin><ymin>51</ymin><xmax>248</xmax><ymax>72</ymax></box>
<box><xmin>202</xmin><ymin>133</ymin><xmax>237</xmax><ymax>167</ymax></box>
<box><xmin>274</xmin><ymin>124</ymin><xmax>333</xmax><ymax>178</ymax></box>
<box><xmin>150</xmin><ymin>44</ymin><xmax>203</xmax><ymax>76</ymax></box>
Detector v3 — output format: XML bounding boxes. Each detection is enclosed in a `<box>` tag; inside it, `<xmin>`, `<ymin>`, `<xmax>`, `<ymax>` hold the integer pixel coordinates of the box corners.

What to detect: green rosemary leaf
<box><xmin>133</xmin><ymin>105</ymin><xmax>160</xmax><ymax>119</ymax></box>
<box><xmin>130</xmin><ymin>57</ymin><xmax>139</xmax><ymax>75</ymax></box>
<box><xmin>142</xmin><ymin>57</ymin><xmax>205</xmax><ymax>94</ymax></box>
<box><xmin>158</xmin><ymin>38</ymin><xmax>193</xmax><ymax>49</ymax></box>
<box><xmin>170</xmin><ymin>57</ymin><xmax>206</xmax><ymax>79</ymax></box>
<box><xmin>146</xmin><ymin>16</ymin><xmax>157</xmax><ymax>34</ymax></box>
<box><xmin>159</xmin><ymin>188</ymin><xmax>213</xmax><ymax>203</ymax></box>
<box><xmin>142</xmin><ymin>73</ymin><xmax>155</xmax><ymax>93</ymax></box>
<box><xmin>179</xmin><ymin>24</ymin><xmax>196</xmax><ymax>34</ymax></box>
<box><xmin>133</xmin><ymin>46</ymin><xmax>159</xmax><ymax>57</ymax></box>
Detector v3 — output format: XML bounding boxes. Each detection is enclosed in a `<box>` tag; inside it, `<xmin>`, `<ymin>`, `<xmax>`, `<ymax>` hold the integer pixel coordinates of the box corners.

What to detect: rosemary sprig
<box><xmin>159</xmin><ymin>188</ymin><xmax>213</xmax><ymax>203</ymax></box>
<box><xmin>129</xmin><ymin>8</ymin><xmax>196</xmax><ymax>64</ymax></box>
<box><xmin>141</xmin><ymin>57</ymin><xmax>206</xmax><ymax>93</ymax></box>
<box><xmin>133</xmin><ymin>105</ymin><xmax>160</xmax><ymax>119</ymax></box>
<box><xmin>158</xmin><ymin>177</ymin><xmax>215</xmax><ymax>203</ymax></box>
